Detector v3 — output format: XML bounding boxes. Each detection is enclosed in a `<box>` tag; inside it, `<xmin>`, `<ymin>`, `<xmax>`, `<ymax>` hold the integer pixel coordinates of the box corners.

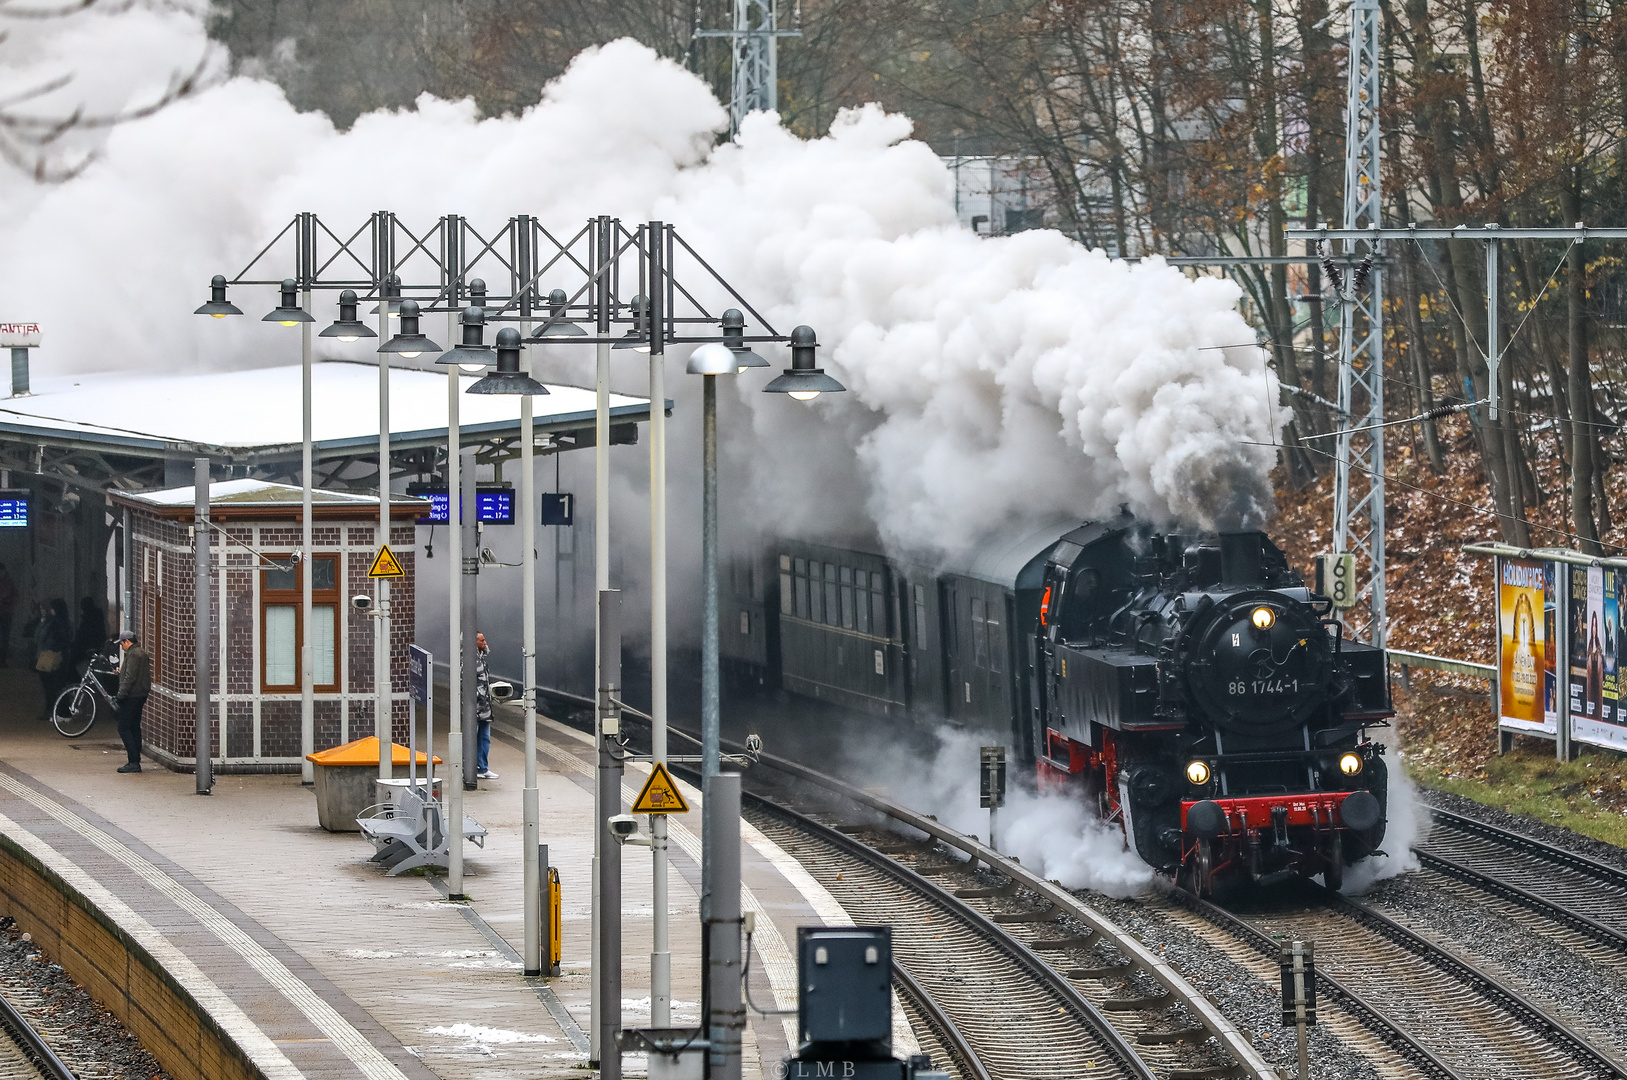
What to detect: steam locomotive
<box><xmin>722</xmin><ymin>515</ymin><xmax>1393</xmax><ymax>892</ymax></box>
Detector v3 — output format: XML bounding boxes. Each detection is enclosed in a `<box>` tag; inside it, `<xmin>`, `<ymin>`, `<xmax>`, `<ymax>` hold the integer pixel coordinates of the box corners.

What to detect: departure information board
<box><xmin>405</xmin><ymin>485</ymin><xmax>514</xmax><ymax>525</ymax></box>
<box><xmin>0</xmin><ymin>490</ymin><xmax>28</xmax><ymax>528</ymax></box>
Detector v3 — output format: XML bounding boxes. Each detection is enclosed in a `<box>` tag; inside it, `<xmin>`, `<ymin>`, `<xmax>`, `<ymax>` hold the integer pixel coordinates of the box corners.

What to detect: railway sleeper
<box><xmin>954</xmin><ymin>880</ymin><xmax>1019</xmax><ymax>899</ymax></box>
<box><xmin>1102</xmin><ymin>990</ymin><xmax>1173</xmax><ymax>1012</ymax></box>
<box><xmin>991</xmin><ymin>902</ymin><xmax>1062</xmax><ymax>923</ymax></box>
<box><xmin>1168</xmin><ymin>1065</ymin><xmax>1247</xmax><ymax>1080</ymax></box>
<box><xmin>1067</xmin><ymin>962</ymin><xmax>1133</xmax><ymax>980</ymax></box>
<box><xmin>1136</xmin><ymin>1026</ymin><xmax>1211</xmax><ymax>1045</ymax></box>
<box><xmin>1030</xmin><ymin>933</ymin><xmax>1100</xmax><ymax>951</ymax></box>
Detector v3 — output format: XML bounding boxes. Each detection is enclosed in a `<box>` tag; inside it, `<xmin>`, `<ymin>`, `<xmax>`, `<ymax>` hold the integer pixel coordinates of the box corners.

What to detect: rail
<box><xmin>0</xmin><ymin>988</ymin><xmax>75</xmax><ymax>1080</ymax></box>
<box><xmin>743</xmin><ymin>747</ymin><xmax>1282</xmax><ymax>1080</ymax></box>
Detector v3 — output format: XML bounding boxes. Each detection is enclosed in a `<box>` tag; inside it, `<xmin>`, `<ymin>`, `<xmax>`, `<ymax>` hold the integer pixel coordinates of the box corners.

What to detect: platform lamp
<box><xmin>469</xmin><ymin>329</ymin><xmax>548</xmax><ymax>396</ymax></box>
<box><xmin>612</xmin><ymin>294</ymin><xmax>651</xmax><ymax>352</ymax></box>
<box><xmin>762</xmin><ymin>326</ymin><xmax>844</xmax><ymax>401</ymax></box>
<box><xmin>533</xmin><ymin>288</ymin><xmax>587</xmax><ymax>338</ymax></box>
<box><xmin>377</xmin><ymin>300</ymin><xmax>442</xmax><ymax>358</ymax></box>
<box><xmin>194</xmin><ymin>275</ymin><xmax>242</xmax><ymax>318</ymax></box>
<box><xmin>720</xmin><ymin>308</ymin><xmax>769</xmax><ymax>372</ymax></box>
<box><xmin>370</xmin><ymin>272</ymin><xmax>404</xmax><ymax>319</ymax></box>
<box><xmin>265</xmin><ymin>279</ymin><xmax>315</xmax><ymax>326</ymax></box>
<box><xmin>319</xmin><ymin>290</ymin><xmax>378</xmax><ymax>343</ymax></box>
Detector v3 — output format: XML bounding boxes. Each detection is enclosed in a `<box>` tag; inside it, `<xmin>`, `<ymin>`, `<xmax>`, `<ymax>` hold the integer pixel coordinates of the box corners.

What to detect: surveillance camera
<box><xmin>490</xmin><ymin>681</ymin><xmax>514</xmax><ymax>704</ymax></box>
<box><xmin>352</xmin><ymin>594</ymin><xmax>374</xmax><ymax>612</ymax></box>
<box><xmin>608</xmin><ymin>814</ymin><xmax>640</xmax><ymax>841</ymax></box>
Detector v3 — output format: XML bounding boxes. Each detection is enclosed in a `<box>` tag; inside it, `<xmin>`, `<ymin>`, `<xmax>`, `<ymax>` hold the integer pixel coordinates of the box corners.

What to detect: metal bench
<box><xmin>357</xmin><ymin>783</ymin><xmax>485</xmax><ymax>877</ymax></box>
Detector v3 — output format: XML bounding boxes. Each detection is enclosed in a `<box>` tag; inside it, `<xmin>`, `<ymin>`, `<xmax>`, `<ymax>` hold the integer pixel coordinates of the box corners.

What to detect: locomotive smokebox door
<box><xmin>798</xmin><ymin>927</ymin><xmax>893</xmax><ymax>1048</ymax></box>
<box><xmin>980</xmin><ymin>746</ymin><xmax>1007</xmax><ymax>809</ymax></box>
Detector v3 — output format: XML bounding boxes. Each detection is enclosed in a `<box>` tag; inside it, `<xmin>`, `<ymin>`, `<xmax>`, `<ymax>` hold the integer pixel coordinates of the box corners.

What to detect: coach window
<box><xmin>912</xmin><ymin>584</ymin><xmax>927</xmax><ymax>647</ymax></box>
<box><xmin>262</xmin><ymin>555</ymin><xmax>339</xmax><ymax>692</ymax></box>
<box><xmin>839</xmin><ymin>567</ymin><xmax>855</xmax><ymax>629</ymax></box>
<box><xmin>823</xmin><ymin>563</ymin><xmax>839</xmax><ymax>626</ymax></box>
<box><xmin>854</xmin><ymin>572</ymin><xmax>870</xmax><ymax>634</ymax></box>
<box><xmin>780</xmin><ymin>555</ymin><xmax>793</xmax><ymax>615</ymax></box>
<box><xmin>871</xmin><ymin>572</ymin><xmax>887</xmax><ymax>635</ymax></box>
<box><xmin>986</xmin><ymin>601</ymin><xmax>1003</xmax><ymax>673</ymax></box>
<box><xmin>971</xmin><ymin>596</ymin><xmax>990</xmax><ymax>669</ymax></box>
<box><xmin>794</xmin><ymin>558</ymin><xmax>810</xmax><ymax>620</ymax></box>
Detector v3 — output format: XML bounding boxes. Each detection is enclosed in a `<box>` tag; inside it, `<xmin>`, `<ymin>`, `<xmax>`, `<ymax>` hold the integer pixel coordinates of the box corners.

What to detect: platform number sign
<box><xmin>979</xmin><ymin>746</ymin><xmax>1006</xmax><ymax>809</ymax></box>
<box><xmin>1315</xmin><ymin>553</ymin><xmax>1357</xmax><ymax>610</ymax></box>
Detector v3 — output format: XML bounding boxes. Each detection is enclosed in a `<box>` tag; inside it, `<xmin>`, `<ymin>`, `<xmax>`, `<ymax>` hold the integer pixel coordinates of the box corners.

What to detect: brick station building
<box><xmin>111</xmin><ymin>480</ymin><xmax>426</xmax><ymax>773</ymax></box>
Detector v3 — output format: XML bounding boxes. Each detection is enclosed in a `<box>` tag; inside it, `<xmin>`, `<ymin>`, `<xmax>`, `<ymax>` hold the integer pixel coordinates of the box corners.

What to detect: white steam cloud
<box><xmin>853</xmin><ymin>728</ymin><xmax>1157</xmax><ymax>898</ymax></box>
<box><xmin>0</xmin><ymin>8</ymin><xmax>1282</xmax><ymax>568</ymax></box>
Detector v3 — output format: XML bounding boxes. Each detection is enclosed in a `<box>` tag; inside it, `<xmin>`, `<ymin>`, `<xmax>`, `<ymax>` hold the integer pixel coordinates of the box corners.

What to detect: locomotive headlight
<box><xmin>1185</xmin><ymin>760</ymin><xmax>1212</xmax><ymax>786</ymax></box>
<box><xmin>1250</xmin><ymin>606</ymin><xmax>1276</xmax><ymax>630</ymax></box>
<box><xmin>1338</xmin><ymin>752</ymin><xmax>1364</xmax><ymax>776</ymax></box>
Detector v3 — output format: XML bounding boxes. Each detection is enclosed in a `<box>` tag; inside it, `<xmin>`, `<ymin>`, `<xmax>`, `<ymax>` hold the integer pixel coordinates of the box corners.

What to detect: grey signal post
<box><xmin>194</xmin><ymin>457</ymin><xmax>212</xmax><ymax>796</ymax></box>
<box><xmin>706</xmin><ymin>773</ymin><xmax>744</xmax><ymax>1080</ymax></box>
<box><xmin>980</xmin><ymin>746</ymin><xmax>1006</xmax><ymax>852</ymax></box>
<box><xmin>596</xmin><ymin>589</ymin><xmax>624</xmax><ymax>1080</ymax></box>
<box><xmin>1279</xmin><ymin>940</ymin><xmax>1316</xmax><ymax>1080</ymax></box>
<box><xmin>461</xmin><ymin>447</ymin><xmax>479</xmax><ymax>790</ymax></box>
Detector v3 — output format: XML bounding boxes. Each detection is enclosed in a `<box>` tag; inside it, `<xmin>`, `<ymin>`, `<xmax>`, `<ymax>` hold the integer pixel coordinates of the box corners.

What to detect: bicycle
<box><xmin>51</xmin><ymin>653</ymin><xmax>119</xmax><ymax>738</ymax></box>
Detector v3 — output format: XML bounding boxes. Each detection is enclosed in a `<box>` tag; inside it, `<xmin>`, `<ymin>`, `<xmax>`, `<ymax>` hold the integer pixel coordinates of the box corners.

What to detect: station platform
<box><xmin>0</xmin><ymin>669</ymin><xmax>894</xmax><ymax>1079</ymax></box>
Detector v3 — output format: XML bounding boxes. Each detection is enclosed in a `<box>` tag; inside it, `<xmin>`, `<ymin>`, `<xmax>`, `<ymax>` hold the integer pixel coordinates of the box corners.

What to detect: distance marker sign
<box><xmin>631</xmin><ymin>762</ymin><xmax>688</xmax><ymax>814</ymax></box>
<box><xmin>368</xmin><ymin>545</ymin><xmax>406</xmax><ymax>579</ymax></box>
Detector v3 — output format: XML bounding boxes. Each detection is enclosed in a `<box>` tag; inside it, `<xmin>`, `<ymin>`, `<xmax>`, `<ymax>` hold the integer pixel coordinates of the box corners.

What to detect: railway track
<box><xmin>707</xmin><ymin>739</ymin><xmax>1281</xmax><ymax>1080</ymax></box>
<box><xmin>1180</xmin><ymin>880</ymin><xmax>1626</xmax><ymax>1080</ymax></box>
<box><xmin>1416</xmin><ymin>805</ymin><xmax>1627</xmax><ymax>954</ymax></box>
<box><xmin>0</xmin><ymin>988</ymin><xmax>73</xmax><ymax>1080</ymax></box>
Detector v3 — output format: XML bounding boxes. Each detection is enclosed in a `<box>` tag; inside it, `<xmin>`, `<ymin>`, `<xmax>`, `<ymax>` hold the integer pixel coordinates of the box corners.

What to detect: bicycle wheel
<box><xmin>52</xmin><ymin>685</ymin><xmax>97</xmax><ymax>738</ymax></box>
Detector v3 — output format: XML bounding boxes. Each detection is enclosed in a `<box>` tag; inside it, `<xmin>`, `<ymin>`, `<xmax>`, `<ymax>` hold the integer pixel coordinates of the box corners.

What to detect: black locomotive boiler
<box><xmin>721</xmin><ymin>515</ymin><xmax>1393</xmax><ymax>892</ymax></box>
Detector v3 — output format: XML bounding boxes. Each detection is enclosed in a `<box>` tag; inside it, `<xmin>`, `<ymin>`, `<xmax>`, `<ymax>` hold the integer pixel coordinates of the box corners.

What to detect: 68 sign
<box><xmin>1316</xmin><ymin>553</ymin><xmax>1357</xmax><ymax>611</ymax></box>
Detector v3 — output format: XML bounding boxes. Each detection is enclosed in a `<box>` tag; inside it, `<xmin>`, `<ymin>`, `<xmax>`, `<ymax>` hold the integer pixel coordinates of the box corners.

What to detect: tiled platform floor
<box><xmin>0</xmin><ymin>669</ymin><xmax>875</xmax><ymax>1078</ymax></box>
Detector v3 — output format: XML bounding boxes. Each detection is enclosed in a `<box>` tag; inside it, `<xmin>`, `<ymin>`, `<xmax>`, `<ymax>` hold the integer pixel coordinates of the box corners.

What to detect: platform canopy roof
<box><xmin>0</xmin><ymin>359</ymin><xmax>650</xmax><ymax>460</ymax></box>
<box><xmin>0</xmin><ymin>359</ymin><xmax>656</xmax><ymax>494</ymax></box>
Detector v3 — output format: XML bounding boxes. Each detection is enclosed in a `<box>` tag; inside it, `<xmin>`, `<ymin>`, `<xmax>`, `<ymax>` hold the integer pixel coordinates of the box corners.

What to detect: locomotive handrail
<box><xmin>748</xmin><ymin>747</ymin><xmax>1285</xmax><ymax>1080</ymax></box>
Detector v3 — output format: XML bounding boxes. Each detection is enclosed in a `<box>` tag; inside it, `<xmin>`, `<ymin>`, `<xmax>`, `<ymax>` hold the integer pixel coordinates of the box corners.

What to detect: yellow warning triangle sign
<box><xmin>368</xmin><ymin>544</ymin><xmax>406</xmax><ymax>578</ymax></box>
<box><xmin>631</xmin><ymin>762</ymin><xmax>689</xmax><ymax>814</ymax></box>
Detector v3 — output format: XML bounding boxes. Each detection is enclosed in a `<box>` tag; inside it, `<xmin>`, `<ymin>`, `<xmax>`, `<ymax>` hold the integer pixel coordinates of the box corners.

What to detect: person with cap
<box><xmin>475</xmin><ymin>631</ymin><xmax>497</xmax><ymax>780</ymax></box>
<box><xmin>114</xmin><ymin>631</ymin><xmax>151</xmax><ymax>774</ymax></box>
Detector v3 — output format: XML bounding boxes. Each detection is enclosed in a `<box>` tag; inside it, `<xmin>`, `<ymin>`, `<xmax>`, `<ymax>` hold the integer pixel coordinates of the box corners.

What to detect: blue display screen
<box><xmin>408</xmin><ymin>487</ymin><xmax>513</xmax><ymax>525</ymax></box>
<box><xmin>0</xmin><ymin>492</ymin><xmax>28</xmax><ymax>528</ymax></box>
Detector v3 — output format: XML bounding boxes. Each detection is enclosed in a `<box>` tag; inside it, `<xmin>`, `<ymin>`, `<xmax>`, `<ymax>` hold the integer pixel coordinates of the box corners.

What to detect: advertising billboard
<box><xmin>1570</xmin><ymin>563</ymin><xmax>1627</xmax><ymax>751</ymax></box>
<box><xmin>1497</xmin><ymin>556</ymin><xmax>1557</xmax><ymax>734</ymax></box>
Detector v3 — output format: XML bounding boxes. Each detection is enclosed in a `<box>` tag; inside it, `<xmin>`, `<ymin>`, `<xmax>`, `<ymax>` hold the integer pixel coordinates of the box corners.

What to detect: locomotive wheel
<box><xmin>1323</xmin><ymin>830</ymin><xmax>1345</xmax><ymax>892</ymax></box>
<box><xmin>1194</xmin><ymin>838</ymin><xmax>1215</xmax><ymax>898</ymax></box>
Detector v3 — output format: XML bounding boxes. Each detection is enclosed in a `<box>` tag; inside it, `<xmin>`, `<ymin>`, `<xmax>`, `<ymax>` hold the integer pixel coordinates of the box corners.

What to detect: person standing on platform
<box><xmin>0</xmin><ymin>563</ymin><xmax>18</xmax><ymax>667</ymax></box>
<box><xmin>474</xmin><ymin>631</ymin><xmax>497</xmax><ymax>780</ymax></box>
<box><xmin>33</xmin><ymin>600</ymin><xmax>71</xmax><ymax>718</ymax></box>
<box><xmin>114</xmin><ymin>631</ymin><xmax>150</xmax><ymax>773</ymax></box>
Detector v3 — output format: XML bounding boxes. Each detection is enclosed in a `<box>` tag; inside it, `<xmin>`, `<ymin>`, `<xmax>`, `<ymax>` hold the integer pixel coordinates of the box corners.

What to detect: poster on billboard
<box><xmin>1569</xmin><ymin>563</ymin><xmax>1627</xmax><ymax>751</ymax></box>
<box><xmin>1497</xmin><ymin>556</ymin><xmax>1557</xmax><ymax>734</ymax></box>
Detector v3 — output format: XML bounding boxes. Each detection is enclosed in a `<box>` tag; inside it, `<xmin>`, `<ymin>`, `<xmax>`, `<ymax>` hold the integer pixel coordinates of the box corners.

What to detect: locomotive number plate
<box><xmin>1228</xmin><ymin>679</ymin><xmax>1301</xmax><ymax>695</ymax></box>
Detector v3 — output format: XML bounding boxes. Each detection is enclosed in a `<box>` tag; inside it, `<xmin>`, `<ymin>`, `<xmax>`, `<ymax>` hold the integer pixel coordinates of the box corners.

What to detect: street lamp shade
<box><xmin>686</xmin><ymin>342</ymin><xmax>737</xmax><ymax>375</ymax></box>
<box><xmin>263</xmin><ymin>278</ymin><xmax>315</xmax><ymax>325</ymax></box>
<box><xmin>378</xmin><ymin>299</ymin><xmax>443</xmax><ymax>358</ymax></box>
<box><xmin>195</xmin><ymin>274</ymin><xmax>243</xmax><ymax>318</ymax></box>
<box><xmin>438</xmin><ymin>304</ymin><xmax>494</xmax><ymax>371</ymax></box>
<box><xmin>528</xmin><ymin>288</ymin><xmax>587</xmax><ymax>339</ymax></box>
<box><xmin>319</xmin><ymin>289</ymin><xmax>378</xmax><ymax>342</ymax></box>
<box><xmin>721</xmin><ymin>308</ymin><xmax>769</xmax><ymax>370</ymax></box>
<box><xmin>468</xmin><ymin>328</ymin><xmax>549</xmax><ymax>396</ymax></box>
<box><xmin>762</xmin><ymin>326</ymin><xmax>844</xmax><ymax>400</ymax></box>
<box><xmin>612</xmin><ymin>293</ymin><xmax>651</xmax><ymax>352</ymax></box>
<box><xmin>369</xmin><ymin>272</ymin><xmax>404</xmax><ymax>318</ymax></box>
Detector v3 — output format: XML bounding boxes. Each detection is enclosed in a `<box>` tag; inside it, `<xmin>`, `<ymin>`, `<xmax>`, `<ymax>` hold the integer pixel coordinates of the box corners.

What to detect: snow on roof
<box><xmin>0</xmin><ymin>360</ymin><xmax>650</xmax><ymax>457</ymax></box>
<box><xmin>128</xmin><ymin>478</ymin><xmax>400</xmax><ymax>507</ymax></box>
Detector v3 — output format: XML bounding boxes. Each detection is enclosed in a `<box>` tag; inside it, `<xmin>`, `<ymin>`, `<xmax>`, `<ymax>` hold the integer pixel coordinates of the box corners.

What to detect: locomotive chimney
<box><xmin>1219</xmin><ymin>531</ymin><xmax>1263</xmax><ymax>587</ymax></box>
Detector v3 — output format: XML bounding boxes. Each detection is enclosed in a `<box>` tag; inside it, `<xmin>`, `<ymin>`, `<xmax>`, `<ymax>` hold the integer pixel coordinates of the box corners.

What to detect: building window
<box><xmin>261</xmin><ymin>555</ymin><xmax>340</xmax><ymax>692</ymax></box>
